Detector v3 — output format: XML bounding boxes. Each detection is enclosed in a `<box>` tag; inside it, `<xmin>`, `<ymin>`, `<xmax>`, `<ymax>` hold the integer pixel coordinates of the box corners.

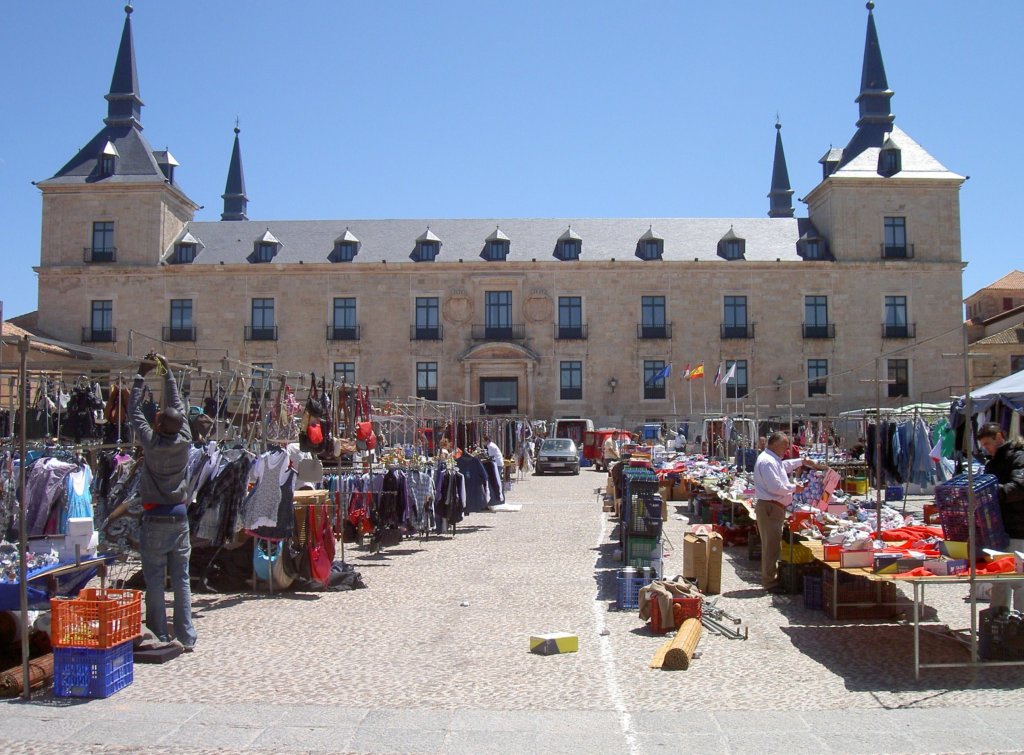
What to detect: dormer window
<box><xmin>555</xmin><ymin>227</ymin><xmax>582</xmax><ymax>261</ymax></box>
<box><xmin>796</xmin><ymin>223</ymin><xmax>830</xmax><ymax>261</ymax></box>
<box><xmin>804</xmin><ymin>240</ymin><xmax>822</xmax><ymax>259</ymax></box>
<box><xmin>99</xmin><ymin>141</ymin><xmax>118</xmax><ymax>178</ymax></box>
<box><xmin>412</xmin><ymin>229</ymin><xmax>442</xmax><ymax>262</ymax></box>
<box><xmin>333</xmin><ymin>242</ymin><xmax>357</xmax><ymax>262</ymax></box>
<box><xmin>154</xmin><ymin>150</ymin><xmax>179</xmax><ymax>184</ymax></box>
<box><xmin>819</xmin><ymin>147</ymin><xmax>842</xmax><ymax>180</ymax></box>
<box><xmin>878</xmin><ymin>140</ymin><xmax>902</xmax><ymax>177</ymax></box>
<box><xmin>175</xmin><ymin>243</ymin><xmax>196</xmax><ymax>264</ymax></box>
<box><xmin>635</xmin><ymin>228</ymin><xmax>663</xmax><ymax>261</ymax></box>
<box><xmin>482</xmin><ymin>228</ymin><xmax>510</xmax><ymax>261</ymax></box>
<box><xmin>330</xmin><ymin>228</ymin><xmax>360</xmax><ymax>262</ymax></box>
<box><xmin>251</xmin><ymin>229</ymin><xmax>280</xmax><ymax>263</ymax></box>
<box><xmin>717</xmin><ymin>229</ymin><xmax>746</xmax><ymax>261</ymax></box>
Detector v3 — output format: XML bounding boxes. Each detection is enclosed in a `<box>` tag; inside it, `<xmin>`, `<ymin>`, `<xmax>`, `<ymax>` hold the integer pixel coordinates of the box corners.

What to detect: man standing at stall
<box><xmin>483</xmin><ymin>434</ymin><xmax>505</xmax><ymax>504</ymax></box>
<box><xmin>978</xmin><ymin>423</ymin><xmax>1024</xmax><ymax>611</ymax></box>
<box><xmin>130</xmin><ymin>353</ymin><xmax>196</xmax><ymax>651</ymax></box>
<box><xmin>753</xmin><ymin>431</ymin><xmax>825</xmax><ymax>592</ymax></box>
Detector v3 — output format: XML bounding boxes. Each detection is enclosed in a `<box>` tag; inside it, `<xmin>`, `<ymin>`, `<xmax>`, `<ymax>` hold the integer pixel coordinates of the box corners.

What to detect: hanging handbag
<box><xmin>321</xmin><ymin>501</ymin><xmax>336</xmax><ymax>564</ymax></box>
<box><xmin>305</xmin><ymin>372</ymin><xmax>324</xmax><ymax>418</ymax></box>
<box><xmin>253</xmin><ymin>539</ymin><xmax>294</xmax><ymax>589</ymax></box>
<box><xmin>306</xmin><ymin>504</ymin><xmax>332</xmax><ymax>586</ymax></box>
<box><xmin>355</xmin><ymin>386</ymin><xmax>377</xmax><ymax>450</ymax></box>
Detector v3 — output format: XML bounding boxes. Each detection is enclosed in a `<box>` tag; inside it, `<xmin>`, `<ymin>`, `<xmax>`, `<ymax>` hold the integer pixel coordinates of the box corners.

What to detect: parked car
<box><xmin>535</xmin><ymin>438</ymin><xmax>580</xmax><ymax>475</ymax></box>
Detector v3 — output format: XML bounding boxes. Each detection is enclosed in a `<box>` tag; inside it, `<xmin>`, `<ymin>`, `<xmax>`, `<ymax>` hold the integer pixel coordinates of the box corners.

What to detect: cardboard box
<box><xmin>530</xmin><ymin>632</ymin><xmax>578</xmax><ymax>655</ymax></box>
<box><xmin>873</xmin><ymin>553</ymin><xmax>902</xmax><ymax>573</ymax></box>
<box><xmin>703</xmin><ymin>532</ymin><xmax>723</xmax><ymax>594</ymax></box>
<box><xmin>924</xmin><ymin>558</ymin><xmax>969</xmax><ymax>576</ymax></box>
<box><xmin>683</xmin><ymin>533</ymin><xmax>707</xmax><ymax>581</ymax></box>
<box><xmin>840</xmin><ymin>549</ymin><xmax>873</xmax><ymax>569</ymax></box>
<box><xmin>66</xmin><ymin>517</ymin><xmax>95</xmax><ymax>538</ymax></box>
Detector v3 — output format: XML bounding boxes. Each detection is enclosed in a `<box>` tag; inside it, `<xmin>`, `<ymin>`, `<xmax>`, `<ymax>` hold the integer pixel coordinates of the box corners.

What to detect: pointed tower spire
<box><xmin>221</xmin><ymin>124</ymin><xmax>248</xmax><ymax>221</ymax></box>
<box><xmin>856</xmin><ymin>1</ymin><xmax>894</xmax><ymax>130</ymax></box>
<box><xmin>104</xmin><ymin>5</ymin><xmax>144</xmax><ymax>129</ymax></box>
<box><xmin>768</xmin><ymin>120</ymin><xmax>794</xmax><ymax>218</ymax></box>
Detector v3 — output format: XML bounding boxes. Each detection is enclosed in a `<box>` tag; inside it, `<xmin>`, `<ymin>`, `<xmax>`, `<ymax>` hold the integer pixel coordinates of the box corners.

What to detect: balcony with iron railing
<box><xmin>720</xmin><ymin>323</ymin><xmax>755</xmax><ymax>339</ymax></box>
<box><xmin>162</xmin><ymin>326</ymin><xmax>196</xmax><ymax>342</ymax></box>
<box><xmin>636</xmin><ymin>323</ymin><xmax>672</xmax><ymax>340</ymax></box>
<box><xmin>802</xmin><ymin>323</ymin><xmax>836</xmax><ymax>339</ymax></box>
<box><xmin>410</xmin><ymin>325</ymin><xmax>443</xmax><ymax>341</ymax></box>
<box><xmin>880</xmin><ymin>243</ymin><xmax>915</xmax><ymax>260</ymax></box>
<box><xmin>82</xmin><ymin>327</ymin><xmax>116</xmax><ymax>343</ymax></box>
<box><xmin>554</xmin><ymin>324</ymin><xmax>588</xmax><ymax>341</ymax></box>
<box><xmin>327</xmin><ymin>324</ymin><xmax>361</xmax><ymax>341</ymax></box>
<box><xmin>83</xmin><ymin>247</ymin><xmax>117</xmax><ymax>263</ymax></box>
<box><xmin>245</xmin><ymin>325</ymin><xmax>278</xmax><ymax>341</ymax></box>
<box><xmin>882</xmin><ymin>323</ymin><xmax>916</xmax><ymax>339</ymax></box>
<box><xmin>471</xmin><ymin>323</ymin><xmax>526</xmax><ymax>341</ymax></box>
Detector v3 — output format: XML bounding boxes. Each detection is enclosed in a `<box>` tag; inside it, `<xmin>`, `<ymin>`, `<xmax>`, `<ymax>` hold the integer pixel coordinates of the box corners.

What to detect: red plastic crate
<box><xmin>51</xmin><ymin>588</ymin><xmax>142</xmax><ymax>649</ymax></box>
<box><xmin>648</xmin><ymin>596</ymin><xmax>702</xmax><ymax>634</ymax></box>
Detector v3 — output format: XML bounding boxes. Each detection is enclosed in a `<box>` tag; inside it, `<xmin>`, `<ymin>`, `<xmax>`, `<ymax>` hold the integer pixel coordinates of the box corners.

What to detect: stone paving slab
<box><xmin>2</xmin><ymin>472</ymin><xmax>1024</xmax><ymax>753</ymax></box>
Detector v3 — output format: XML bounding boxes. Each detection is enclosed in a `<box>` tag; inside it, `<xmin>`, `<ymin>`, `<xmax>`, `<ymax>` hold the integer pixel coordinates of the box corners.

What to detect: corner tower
<box><xmin>35</xmin><ymin>5</ymin><xmax>198</xmax><ymax>270</ymax></box>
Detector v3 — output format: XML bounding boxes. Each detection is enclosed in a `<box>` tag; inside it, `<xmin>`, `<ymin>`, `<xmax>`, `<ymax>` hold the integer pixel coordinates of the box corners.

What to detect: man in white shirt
<box><xmin>753</xmin><ymin>431</ymin><xmax>824</xmax><ymax>592</ymax></box>
<box><xmin>483</xmin><ymin>435</ymin><xmax>505</xmax><ymax>503</ymax></box>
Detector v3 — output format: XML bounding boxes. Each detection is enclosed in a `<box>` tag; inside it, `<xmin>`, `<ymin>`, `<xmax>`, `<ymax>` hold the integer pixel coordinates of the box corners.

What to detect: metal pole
<box><xmin>18</xmin><ymin>336</ymin><xmax>30</xmax><ymax>699</ymax></box>
<box><xmin>963</xmin><ymin>324</ymin><xmax>977</xmax><ymax>661</ymax></box>
<box><xmin>875</xmin><ymin>357</ymin><xmax>883</xmax><ymax>539</ymax></box>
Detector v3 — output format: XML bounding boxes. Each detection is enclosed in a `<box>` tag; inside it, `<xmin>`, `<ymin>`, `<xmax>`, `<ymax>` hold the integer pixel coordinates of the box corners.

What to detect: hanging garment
<box><xmin>240</xmin><ymin>448</ymin><xmax>296</xmax><ymax>538</ymax></box>
<box><xmin>25</xmin><ymin>458</ymin><xmax>77</xmax><ymax>536</ymax></box>
<box><xmin>456</xmin><ymin>455</ymin><xmax>490</xmax><ymax>512</ymax></box>
<box><xmin>62</xmin><ymin>466</ymin><xmax>94</xmax><ymax>534</ymax></box>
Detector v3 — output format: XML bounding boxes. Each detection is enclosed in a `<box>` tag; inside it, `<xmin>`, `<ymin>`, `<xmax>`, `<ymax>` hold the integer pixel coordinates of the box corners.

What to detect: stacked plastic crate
<box><xmin>621</xmin><ymin>467</ymin><xmax>662</xmax><ymax>573</ymax></box>
<box><xmin>50</xmin><ymin>588</ymin><xmax>142</xmax><ymax>698</ymax></box>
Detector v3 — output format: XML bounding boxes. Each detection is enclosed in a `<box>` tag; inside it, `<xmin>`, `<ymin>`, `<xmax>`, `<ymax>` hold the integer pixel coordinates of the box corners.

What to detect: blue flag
<box><xmin>645</xmin><ymin>363</ymin><xmax>671</xmax><ymax>386</ymax></box>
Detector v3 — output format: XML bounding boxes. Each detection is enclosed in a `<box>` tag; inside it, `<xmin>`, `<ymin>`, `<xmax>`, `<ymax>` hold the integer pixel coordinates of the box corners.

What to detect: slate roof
<box><xmin>167</xmin><ymin>217</ymin><xmax>815</xmax><ymax>266</ymax></box>
<box><xmin>829</xmin><ymin>125</ymin><xmax>963</xmax><ymax>181</ymax></box>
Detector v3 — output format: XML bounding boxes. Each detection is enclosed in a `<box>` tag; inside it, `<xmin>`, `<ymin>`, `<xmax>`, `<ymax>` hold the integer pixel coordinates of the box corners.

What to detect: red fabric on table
<box><xmin>976</xmin><ymin>556</ymin><xmax>1017</xmax><ymax>574</ymax></box>
<box><xmin>874</xmin><ymin>526</ymin><xmax>944</xmax><ymax>542</ymax></box>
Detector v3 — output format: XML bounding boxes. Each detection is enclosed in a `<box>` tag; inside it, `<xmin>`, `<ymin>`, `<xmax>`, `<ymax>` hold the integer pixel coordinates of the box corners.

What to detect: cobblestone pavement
<box><xmin>2</xmin><ymin>469</ymin><xmax>1023</xmax><ymax>753</ymax></box>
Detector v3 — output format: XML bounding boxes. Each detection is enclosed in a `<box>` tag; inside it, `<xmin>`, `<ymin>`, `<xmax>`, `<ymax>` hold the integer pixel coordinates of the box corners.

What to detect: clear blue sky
<box><xmin>2</xmin><ymin>1</ymin><xmax>1021</xmax><ymax>319</ymax></box>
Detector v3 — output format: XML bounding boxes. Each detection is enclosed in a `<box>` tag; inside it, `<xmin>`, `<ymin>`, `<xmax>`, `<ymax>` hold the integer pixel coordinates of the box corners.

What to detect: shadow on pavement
<box><xmin>779</xmin><ymin>622</ymin><xmax>1024</xmax><ymax>693</ymax></box>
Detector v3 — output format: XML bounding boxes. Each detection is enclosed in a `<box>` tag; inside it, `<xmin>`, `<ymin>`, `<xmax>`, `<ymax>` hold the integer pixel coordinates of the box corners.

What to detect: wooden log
<box><xmin>661</xmin><ymin>618</ymin><xmax>702</xmax><ymax>670</ymax></box>
<box><xmin>0</xmin><ymin>654</ymin><xmax>54</xmax><ymax>697</ymax></box>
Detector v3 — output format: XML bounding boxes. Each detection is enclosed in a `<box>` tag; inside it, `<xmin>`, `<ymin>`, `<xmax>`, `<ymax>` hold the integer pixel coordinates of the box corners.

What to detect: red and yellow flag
<box><xmin>689</xmin><ymin>362</ymin><xmax>705</xmax><ymax>379</ymax></box>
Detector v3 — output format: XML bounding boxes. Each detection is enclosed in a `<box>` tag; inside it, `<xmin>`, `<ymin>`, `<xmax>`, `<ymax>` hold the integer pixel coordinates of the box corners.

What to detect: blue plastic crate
<box><xmin>54</xmin><ymin>640</ymin><xmax>134</xmax><ymax>699</ymax></box>
<box><xmin>885</xmin><ymin>485</ymin><xmax>904</xmax><ymax>501</ymax></box>
<box><xmin>616</xmin><ymin>571</ymin><xmax>653</xmax><ymax>610</ymax></box>
<box><xmin>934</xmin><ymin>473</ymin><xmax>1008</xmax><ymax>550</ymax></box>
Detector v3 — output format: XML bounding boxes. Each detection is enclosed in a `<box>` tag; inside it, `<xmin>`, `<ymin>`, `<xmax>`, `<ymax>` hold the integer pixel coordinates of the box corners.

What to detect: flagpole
<box><xmin>688</xmin><ymin>377</ymin><xmax>693</xmax><ymax>418</ymax></box>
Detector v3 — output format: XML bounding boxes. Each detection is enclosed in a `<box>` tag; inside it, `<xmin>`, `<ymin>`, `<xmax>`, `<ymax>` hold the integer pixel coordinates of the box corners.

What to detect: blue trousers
<box><xmin>140</xmin><ymin>516</ymin><xmax>196</xmax><ymax>647</ymax></box>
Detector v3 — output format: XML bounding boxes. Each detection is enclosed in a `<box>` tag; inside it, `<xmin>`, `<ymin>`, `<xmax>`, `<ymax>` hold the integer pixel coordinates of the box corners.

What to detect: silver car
<box><xmin>535</xmin><ymin>438</ymin><xmax>580</xmax><ymax>475</ymax></box>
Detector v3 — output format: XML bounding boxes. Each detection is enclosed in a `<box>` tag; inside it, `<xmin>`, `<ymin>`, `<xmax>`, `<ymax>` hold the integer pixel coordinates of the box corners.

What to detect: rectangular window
<box><xmin>803</xmin><ymin>295</ymin><xmax>831</xmax><ymax>337</ymax></box>
<box><xmin>414</xmin><ymin>297</ymin><xmax>440</xmax><ymax>340</ymax></box>
<box><xmin>640</xmin><ymin>296</ymin><xmax>666</xmax><ymax>338</ymax></box>
<box><xmin>89</xmin><ymin>221</ymin><xmax>115</xmax><ymax>262</ymax></box>
<box><xmin>333</xmin><ymin>362</ymin><xmax>355</xmax><ymax>385</ymax></box>
<box><xmin>724</xmin><ymin>240</ymin><xmax>742</xmax><ymax>260</ymax></box>
<box><xmin>175</xmin><ymin>243</ymin><xmax>196</xmax><ymax>264</ymax></box>
<box><xmin>884</xmin><ymin>295</ymin><xmax>909</xmax><ymax>337</ymax></box>
<box><xmin>643</xmin><ymin>360</ymin><xmax>667</xmax><ymax>400</ymax></box>
<box><xmin>560</xmin><ymin>361</ymin><xmax>583</xmax><ymax>400</ymax></box>
<box><xmin>642</xmin><ymin>240</ymin><xmax>660</xmax><ymax>260</ymax></box>
<box><xmin>560</xmin><ymin>240</ymin><xmax>580</xmax><ymax>260</ymax></box>
<box><xmin>807</xmin><ymin>359</ymin><xmax>828</xmax><ymax>397</ymax></box>
<box><xmin>1004</xmin><ymin>297</ymin><xmax>1015</xmax><ymax>311</ymax></box>
<box><xmin>725</xmin><ymin>360</ymin><xmax>748</xmax><ymax>399</ymax></box>
<box><xmin>248</xmin><ymin>298</ymin><xmax>276</xmax><ymax>340</ymax></box>
<box><xmin>165</xmin><ymin>298</ymin><xmax>194</xmax><ymax>341</ymax></box>
<box><xmin>416</xmin><ymin>362</ymin><xmax>438</xmax><ymax>401</ymax></box>
<box><xmin>557</xmin><ymin>296</ymin><xmax>583</xmax><ymax>339</ymax></box>
<box><xmin>804</xmin><ymin>240</ymin><xmax>821</xmax><ymax>260</ymax></box>
<box><xmin>331</xmin><ymin>297</ymin><xmax>358</xmax><ymax>339</ymax></box>
<box><xmin>723</xmin><ymin>295</ymin><xmax>748</xmax><ymax>338</ymax></box>
<box><xmin>88</xmin><ymin>300</ymin><xmax>114</xmax><ymax>341</ymax></box>
<box><xmin>255</xmin><ymin>242</ymin><xmax>275</xmax><ymax>262</ymax></box>
<box><xmin>485</xmin><ymin>291</ymin><xmax>512</xmax><ymax>337</ymax></box>
<box><xmin>887</xmin><ymin>359</ymin><xmax>909</xmax><ymax>398</ymax></box>
<box><xmin>884</xmin><ymin>216</ymin><xmax>907</xmax><ymax>257</ymax></box>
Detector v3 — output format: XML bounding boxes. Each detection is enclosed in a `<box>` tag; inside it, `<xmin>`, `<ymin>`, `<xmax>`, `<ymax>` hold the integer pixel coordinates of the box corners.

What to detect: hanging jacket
<box><xmin>985</xmin><ymin>438</ymin><xmax>1024</xmax><ymax>538</ymax></box>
